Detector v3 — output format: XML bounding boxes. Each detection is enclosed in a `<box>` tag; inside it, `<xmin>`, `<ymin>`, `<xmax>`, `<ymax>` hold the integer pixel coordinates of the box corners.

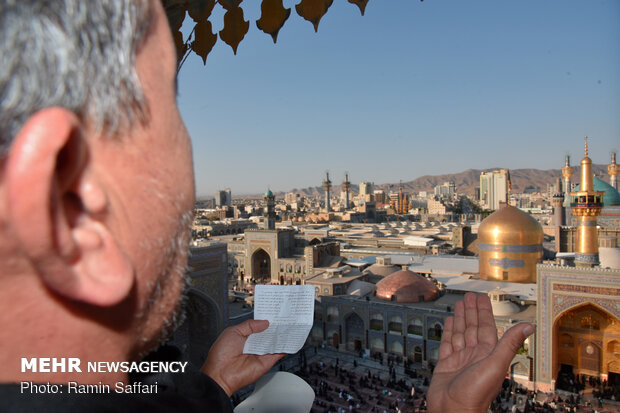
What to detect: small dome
<box><xmin>490</xmin><ymin>300</ymin><xmax>520</xmax><ymax>316</ymax></box>
<box><xmin>575</xmin><ymin>176</ymin><xmax>620</xmax><ymax>206</ymax></box>
<box><xmin>375</xmin><ymin>270</ymin><xmax>439</xmax><ymax>303</ymax></box>
<box><xmin>599</xmin><ymin>247</ymin><xmax>620</xmax><ymax>270</ymax></box>
<box><xmin>365</xmin><ymin>263</ymin><xmax>400</xmax><ymax>277</ymax></box>
<box><xmin>487</xmin><ymin>289</ymin><xmax>520</xmax><ymax>316</ymax></box>
<box><xmin>347</xmin><ymin>280</ymin><xmax>376</xmax><ymax>297</ymax></box>
<box><xmin>264</xmin><ymin>189</ymin><xmax>274</xmax><ymax>197</ymax></box>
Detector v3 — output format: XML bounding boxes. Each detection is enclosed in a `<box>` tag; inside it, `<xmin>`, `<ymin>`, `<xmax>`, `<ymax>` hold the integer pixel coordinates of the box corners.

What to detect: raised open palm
<box><xmin>427</xmin><ymin>293</ymin><xmax>534</xmax><ymax>413</ymax></box>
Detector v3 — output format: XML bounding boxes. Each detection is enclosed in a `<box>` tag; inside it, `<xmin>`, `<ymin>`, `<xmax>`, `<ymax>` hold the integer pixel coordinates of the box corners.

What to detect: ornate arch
<box><xmin>552</xmin><ymin>298</ymin><xmax>620</xmax><ymax>325</ymax></box>
<box><xmin>344</xmin><ymin>312</ymin><xmax>365</xmax><ymax>351</ymax></box>
<box><xmin>250</xmin><ymin>248</ymin><xmax>271</xmax><ymax>281</ymax></box>
<box><xmin>552</xmin><ymin>302</ymin><xmax>618</xmax><ymax>384</ymax></box>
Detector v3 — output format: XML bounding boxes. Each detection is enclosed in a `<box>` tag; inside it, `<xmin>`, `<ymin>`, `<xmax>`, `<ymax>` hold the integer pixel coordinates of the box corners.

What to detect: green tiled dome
<box><xmin>575</xmin><ymin>176</ymin><xmax>620</xmax><ymax>206</ymax></box>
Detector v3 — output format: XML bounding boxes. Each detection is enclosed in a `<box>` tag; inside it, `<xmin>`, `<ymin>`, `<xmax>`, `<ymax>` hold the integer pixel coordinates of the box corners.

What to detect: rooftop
<box><xmin>321</xmin><ymin>291</ymin><xmax>536</xmax><ymax>322</ymax></box>
<box><xmin>306</xmin><ymin>266</ymin><xmax>364</xmax><ymax>285</ymax></box>
<box><xmin>407</xmin><ymin>255</ymin><xmax>480</xmax><ymax>276</ymax></box>
<box><xmin>430</xmin><ymin>273</ymin><xmax>537</xmax><ymax>301</ymax></box>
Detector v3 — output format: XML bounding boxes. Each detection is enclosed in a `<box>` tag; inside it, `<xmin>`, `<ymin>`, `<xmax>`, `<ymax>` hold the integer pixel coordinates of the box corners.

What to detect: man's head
<box><xmin>0</xmin><ymin>0</ymin><xmax>151</xmax><ymax>151</ymax></box>
<box><xmin>0</xmin><ymin>0</ymin><xmax>195</xmax><ymax>382</ymax></box>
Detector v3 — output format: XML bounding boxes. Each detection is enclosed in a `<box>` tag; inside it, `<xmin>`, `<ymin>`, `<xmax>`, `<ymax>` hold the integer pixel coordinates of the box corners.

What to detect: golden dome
<box><xmin>478</xmin><ymin>205</ymin><xmax>543</xmax><ymax>283</ymax></box>
<box><xmin>478</xmin><ymin>205</ymin><xmax>543</xmax><ymax>245</ymax></box>
<box><xmin>375</xmin><ymin>270</ymin><xmax>439</xmax><ymax>303</ymax></box>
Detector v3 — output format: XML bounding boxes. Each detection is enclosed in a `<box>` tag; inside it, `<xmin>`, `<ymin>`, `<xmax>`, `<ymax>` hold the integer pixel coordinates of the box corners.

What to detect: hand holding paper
<box><xmin>243</xmin><ymin>285</ymin><xmax>315</xmax><ymax>355</ymax></box>
<box><xmin>203</xmin><ymin>319</ymin><xmax>285</xmax><ymax>396</ymax></box>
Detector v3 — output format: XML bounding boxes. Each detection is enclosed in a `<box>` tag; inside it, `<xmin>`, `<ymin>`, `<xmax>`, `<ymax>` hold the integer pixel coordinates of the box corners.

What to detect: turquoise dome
<box><xmin>575</xmin><ymin>176</ymin><xmax>620</xmax><ymax>206</ymax></box>
<box><xmin>264</xmin><ymin>189</ymin><xmax>273</xmax><ymax>197</ymax></box>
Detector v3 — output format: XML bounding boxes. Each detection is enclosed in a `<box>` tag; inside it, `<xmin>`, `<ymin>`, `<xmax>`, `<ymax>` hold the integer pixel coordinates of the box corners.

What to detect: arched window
<box><xmin>428</xmin><ymin>322</ymin><xmax>443</xmax><ymax>341</ymax></box>
<box><xmin>607</xmin><ymin>340</ymin><xmax>620</xmax><ymax>354</ymax></box>
<box><xmin>389</xmin><ymin>340</ymin><xmax>403</xmax><ymax>355</ymax></box>
<box><xmin>388</xmin><ymin>315</ymin><xmax>403</xmax><ymax>335</ymax></box>
<box><xmin>414</xmin><ymin>346</ymin><xmax>422</xmax><ymax>363</ymax></box>
<box><xmin>370</xmin><ymin>313</ymin><xmax>383</xmax><ymax>331</ymax></box>
<box><xmin>326</xmin><ymin>328</ymin><xmax>339</xmax><ymax>348</ymax></box>
<box><xmin>408</xmin><ymin>318</ymin><xmax>423</xmax><ymax>336</ymax></box>
<box><xmin>327</xmin><ymin>306</ymin><xmax>339</xmax><ymax>323</ymax></box>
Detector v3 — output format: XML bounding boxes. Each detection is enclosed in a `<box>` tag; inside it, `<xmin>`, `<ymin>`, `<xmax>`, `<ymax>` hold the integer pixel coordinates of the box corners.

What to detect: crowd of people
<box><xmin>262</xmin><ymin>347</ymin><xmax>620</xmax><ymax>413</ymax></box>
<box><xmin>490</xmin><ymin>378</ymin><xmax>620</xmax><ymax>413</ymax></box>
<box><xmin>298</xmin><ymin>360</ymin><xmax>426</xmax><ymax>413</ymax></box>
<box><xmin>557</xmin><ymin>371</ymin><xmax>620</xmax><ymax>404</ymax></box>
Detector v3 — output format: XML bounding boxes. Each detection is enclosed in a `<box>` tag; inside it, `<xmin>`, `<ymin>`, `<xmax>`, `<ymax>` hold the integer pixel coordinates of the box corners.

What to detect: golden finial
<box><xmin>584</xmin><ymin>136</ymin><xmax>588</xmax><ymax>156</ymax></box>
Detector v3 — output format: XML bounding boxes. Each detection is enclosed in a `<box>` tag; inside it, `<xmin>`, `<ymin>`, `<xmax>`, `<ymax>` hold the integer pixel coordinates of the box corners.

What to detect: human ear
<box><xmin>6</xmin><ymin>107</ymin><xmax>134</xmax><ymax>306</ymax></box>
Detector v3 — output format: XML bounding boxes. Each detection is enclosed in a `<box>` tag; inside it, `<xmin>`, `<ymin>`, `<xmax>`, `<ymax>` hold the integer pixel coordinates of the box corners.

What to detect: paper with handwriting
<box><xmin>243</xmin><ymin>285</ymin><xmax>315</xmax><ymax>355</ymax></box>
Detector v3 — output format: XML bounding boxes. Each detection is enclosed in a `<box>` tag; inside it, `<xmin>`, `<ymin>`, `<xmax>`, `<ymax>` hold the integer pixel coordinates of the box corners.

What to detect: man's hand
<box><xmin>202</xmin><ymin>319</ymin><xmax>285</xmax><ymax>396</ymax></box>
<box><xmin>427</xmin><ymin>292</ymin><xmax>534</xmax><ymax>413</ymax></box>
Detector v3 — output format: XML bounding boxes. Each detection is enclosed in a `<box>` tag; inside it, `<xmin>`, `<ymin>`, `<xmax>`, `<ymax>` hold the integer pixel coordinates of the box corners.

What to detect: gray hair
<box><xmin>0</xmin><ymin>0</ymin><xmax>153</xmax><ymax>154</ymax></box>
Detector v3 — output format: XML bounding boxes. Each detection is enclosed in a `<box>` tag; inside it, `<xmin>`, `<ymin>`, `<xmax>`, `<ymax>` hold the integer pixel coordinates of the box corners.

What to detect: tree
<box><xmin>162</xmin><ymin>0</ymin><xmax>382</xmax><ymax>71</ymax></box>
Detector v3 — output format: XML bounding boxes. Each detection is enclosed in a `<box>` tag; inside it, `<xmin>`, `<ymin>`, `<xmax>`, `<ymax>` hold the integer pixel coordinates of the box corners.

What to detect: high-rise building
<box><xmin>427</xmin><ymin>198</ymin><xmax>447</xmax><ymax>215</ymax></box>
<box><xmin>389</xmin><ymin>182</ymin><xmax>409</xmax><ymax>214</ymax></box>
<box><xmin>215</xmin><ymin>190</ymin><xmax>226</xmax><ymax>207</ymax></box>
<box><xmin>479</xmin><ymin>170</ymin><xmax>508</xmax><ymax>210</ymax></box>
<box><xmin>359</xmin><ymin>182</ymin><xmax>373</xmax><ymax>198</ymax></box>
<box><xmin>284</xmin><ymin>192</ymin><xmax>304</xmax><ymax>208</ymax></box>
<box><xmin>373</xmin><ymin>190</ymin><xmax>386</xmax><ymax>204</ymax></box>
<box><xmin>434</xmin><ymin>181</ymin><xmax>457</xmax><ymax>199</ymax></box>
<box><xmin>215</xmin><ymin>188</ymin><xmax>231</xmax><ymax>207</ymax></box>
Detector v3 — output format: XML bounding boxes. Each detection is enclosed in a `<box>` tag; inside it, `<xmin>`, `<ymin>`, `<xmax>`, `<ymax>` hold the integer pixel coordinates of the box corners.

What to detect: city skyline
<box><xmin>177</xmin><ymin>0</ymin><xmax>620</xmax><ymax>197</ymax></box>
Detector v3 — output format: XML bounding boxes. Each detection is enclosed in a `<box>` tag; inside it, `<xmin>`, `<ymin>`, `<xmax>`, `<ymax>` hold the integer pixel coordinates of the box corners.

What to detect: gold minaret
<box><xmin>609</xmin><ymin>151</ymin><xmax>618</xmax><ymax>191</ymax></box>
<box><xmin>561</xmin><ymin>154</ymin><xmax>574</xmax><ymax>207</ymax></box>
<box><xmin>570</xmin><ymin>136</ymin><xmax>604</xmax><ymax>267</ymax></box>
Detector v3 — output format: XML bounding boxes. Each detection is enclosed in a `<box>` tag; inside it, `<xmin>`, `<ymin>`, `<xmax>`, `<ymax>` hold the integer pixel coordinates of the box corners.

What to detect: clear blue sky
<box><xmin>176</xmin><ymin>0</ymin><xmax>620</xmax><ymax>197</ymax></box>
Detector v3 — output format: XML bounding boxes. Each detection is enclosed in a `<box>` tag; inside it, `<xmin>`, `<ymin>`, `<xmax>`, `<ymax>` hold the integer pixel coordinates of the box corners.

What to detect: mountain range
<box><xmin>280</xmin><ymin>165</ymin><xmax>610</xmax><ymax>198</ymax></box>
